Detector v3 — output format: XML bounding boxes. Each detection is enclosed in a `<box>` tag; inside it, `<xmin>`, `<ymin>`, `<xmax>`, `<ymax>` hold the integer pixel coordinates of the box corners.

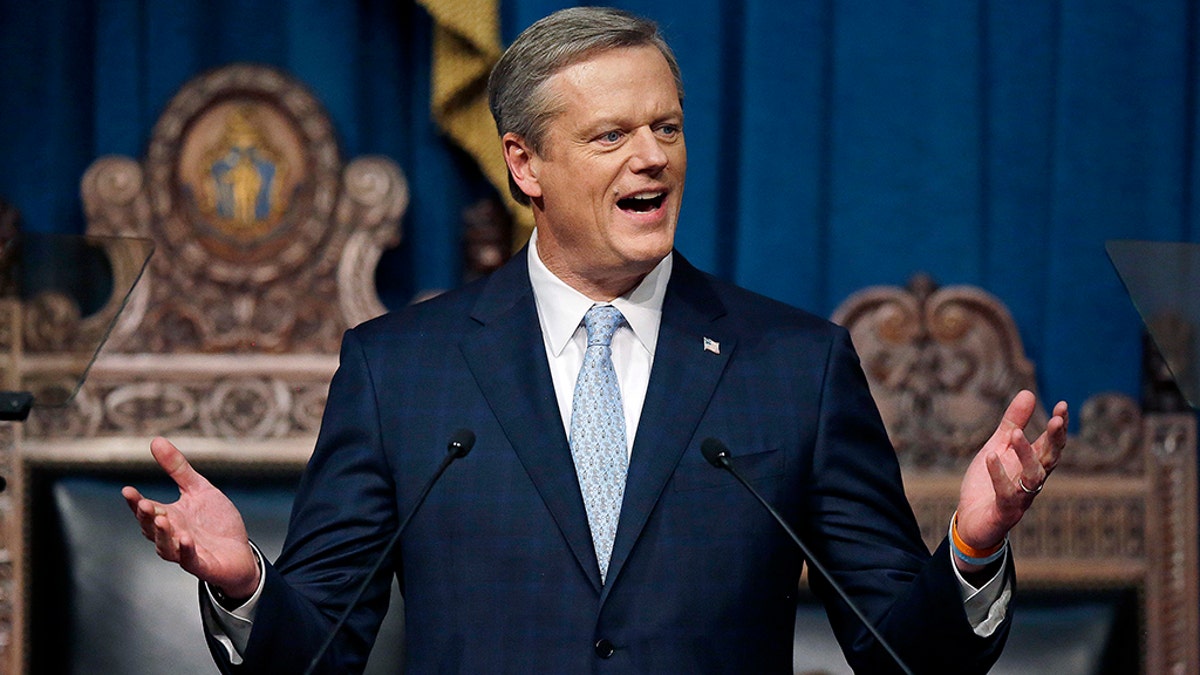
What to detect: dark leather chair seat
<box><xmin>34</xmin><ymin>474</ymin><xmax>404</xmax><ymax>675</ymax></box>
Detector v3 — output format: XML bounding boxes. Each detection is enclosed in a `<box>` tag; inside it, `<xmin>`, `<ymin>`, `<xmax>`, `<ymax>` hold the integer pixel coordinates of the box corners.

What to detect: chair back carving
<box><xmin>12</xmin><ymin>65</ymin><xmax>406</xmax><ymax>443</ymax></box>
<box><xmin>832</xmin><ymin>273</ymin><xmax>1042</xmax><ymax>467</ymax></box>
<box><xmin>81</xmin><ymin>64</ymin><xmax>405</xmax><ymax>355</ymax></box>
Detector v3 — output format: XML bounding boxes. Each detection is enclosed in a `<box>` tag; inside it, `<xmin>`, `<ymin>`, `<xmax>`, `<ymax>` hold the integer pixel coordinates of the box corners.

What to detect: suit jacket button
<box><xmin>594</xmin><ymin>639</ymin><xmax>615</xmax><ymax>658</ymax></box>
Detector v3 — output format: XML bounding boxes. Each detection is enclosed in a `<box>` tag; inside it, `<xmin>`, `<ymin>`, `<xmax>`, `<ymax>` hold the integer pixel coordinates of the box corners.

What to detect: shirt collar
<box><xmin>527</xmin><ymin>228</ymin><xmax>672</xmax><ymax>358</ymax></box>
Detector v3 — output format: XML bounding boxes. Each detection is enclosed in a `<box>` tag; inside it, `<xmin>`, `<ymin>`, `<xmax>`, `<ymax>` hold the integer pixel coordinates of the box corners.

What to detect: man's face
<box><xmin>507</xmin><ymin>45</ymin><xmax>686</xmax><ymax>297</ymax></box>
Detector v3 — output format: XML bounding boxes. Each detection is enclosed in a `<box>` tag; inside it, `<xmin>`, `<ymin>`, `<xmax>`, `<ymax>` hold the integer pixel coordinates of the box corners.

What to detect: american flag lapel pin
<box><xmin>703</xmin><ymin>337</ymin><xmax>720</xmax><ymax>354</ymax></box>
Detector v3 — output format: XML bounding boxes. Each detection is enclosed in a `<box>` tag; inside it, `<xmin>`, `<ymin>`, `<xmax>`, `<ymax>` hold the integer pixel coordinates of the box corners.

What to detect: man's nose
<box><xmin>627</xmin><ymin>128</ymin><xmax>669</xmax><ymax>173</ymax></box>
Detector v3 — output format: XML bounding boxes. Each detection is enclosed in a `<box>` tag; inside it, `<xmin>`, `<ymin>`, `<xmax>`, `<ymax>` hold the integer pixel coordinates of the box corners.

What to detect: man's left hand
<box><xmin>953</xmin><ymin>390</ymin><xmax>1068</xmax><ymax>569</ymax></box>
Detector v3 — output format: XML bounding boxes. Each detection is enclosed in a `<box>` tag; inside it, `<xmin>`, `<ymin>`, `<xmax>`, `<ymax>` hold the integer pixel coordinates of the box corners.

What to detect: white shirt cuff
<box><xmin>949</xmin><ymin>532</ymin><xmax>1011</xmax><ymax>637</ymax></box>
<box><xmin>200</xmin><ymin>542</ymin><xmax>265</xmax><ymax>665</ymax></box>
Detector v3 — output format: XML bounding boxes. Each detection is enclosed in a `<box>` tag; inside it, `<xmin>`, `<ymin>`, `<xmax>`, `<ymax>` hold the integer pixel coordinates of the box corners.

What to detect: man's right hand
<box><xmin>122</xmin><ymin>437</ymin><xmax>260</xmax><ymax>600</ymax></box>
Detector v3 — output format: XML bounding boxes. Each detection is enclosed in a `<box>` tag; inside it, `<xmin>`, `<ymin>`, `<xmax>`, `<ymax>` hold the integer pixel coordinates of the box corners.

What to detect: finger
<box><xmin>1043</xmin><ymin>401</ymin><xmax>1068</xmax><ymax>443</ymax></box>
<box><xmin>986</xmin><ymin>452</ymin><xmax>1014</xmax><ymax>499</ymax></box>
<box><xmin>133</xmin><ymin>498</ymin><xmax>165</xmax><ymax>541</ymax></box>
<box><xmin>177</xmin><ymin>534</ymin><xmax>204</xmax><ymax>579</ymax></box>
<box><xmin>1051</xmin><ymin>401</ymin><xmax>1069</xmax><ymax>449</ymax></box>
<box><xmin>135</xmin><ymin>499</ymin><xmax>163</xmax><ymax>540</ymax></box>
<box><xmin>1009</xmin><ymin>428</ymin><xmax>1044</xmax><ymax>485</ymax></box>
<box><xmin>1052</xmin><ymin>400</ymin><xmax>1069</xmax><ymax>425</ymax></box>
<box><xmin>1043</xmin><ymin>416</ymin><xmax>1065</xmax><ymax>469</ymax></box>
<box><xmin>150</xmin><ymin>437</ymin><xmax>209</xmax><ymax>494</ymax></box>
<box><xmin>985</xmin><ymin>453</ymin><xmax>1032</xmax><ymax>521</ymax></box>
<box><xmin>1033</xmin><ymin>401</ymin><xmax>1069</xmax><ymax>472</ymax></box>
<box><xmin>177</xmin><ymin>531</ymin><xmax>194</xmax><ymax>565</ymax></box>
<box><xmin>121</xmin><ymin>486</ymin><xmax>144</xmax><ymax>515</ymax></box>
<box><xmin>994</xmin><ymin>390</ymin><xmax>1037</xmax><ymax>440</ymax></box>
<box><xmin>153</xmin><ymin>513</ymin><xmax>181</xmax><ymax>562</ymax></box>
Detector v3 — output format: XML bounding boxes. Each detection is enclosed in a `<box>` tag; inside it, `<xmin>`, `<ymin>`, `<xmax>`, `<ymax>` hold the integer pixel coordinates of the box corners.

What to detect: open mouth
<box><xmin>617</xmin><ymin>192</ymin><xmax>666</xmax><ymax>213</ymax></box>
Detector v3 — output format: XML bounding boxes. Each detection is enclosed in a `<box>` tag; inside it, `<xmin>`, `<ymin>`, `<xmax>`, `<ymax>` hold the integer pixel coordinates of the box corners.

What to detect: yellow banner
<box><xmin>416</xmin><ymin>0</ymin><xmax>533</xmax><ymax>247</ymax></box>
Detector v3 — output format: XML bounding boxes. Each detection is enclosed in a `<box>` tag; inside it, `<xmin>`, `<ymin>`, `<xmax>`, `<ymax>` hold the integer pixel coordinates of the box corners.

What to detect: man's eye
<box><xmin>600</xmin><ymin>130</ymin><xmax>623</xmax><ymax>143</ymax></box>
<box><xmin>658</xmin><ymin>124</ymin><xmax>680</xmax><ymax>137</ymax></box>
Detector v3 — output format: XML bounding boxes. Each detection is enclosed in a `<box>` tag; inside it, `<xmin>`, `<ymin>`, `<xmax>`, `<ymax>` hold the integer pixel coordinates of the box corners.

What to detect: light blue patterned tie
<box><xmin>569</xmin><ymin>305</ymin><xmax>629</xmax><ymax>583</ymax></box>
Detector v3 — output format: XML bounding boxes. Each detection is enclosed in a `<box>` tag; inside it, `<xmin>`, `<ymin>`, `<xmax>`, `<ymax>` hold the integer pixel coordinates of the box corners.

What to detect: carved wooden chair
<box><xmin>0</xmin><ymin>64</ymin><xmax>408</xmax><ymax>673</ymax></box>
<box><xmin>831</xmin><ymin>273</ymin><xmax>1199</xmax><ymax>675</ymax></box>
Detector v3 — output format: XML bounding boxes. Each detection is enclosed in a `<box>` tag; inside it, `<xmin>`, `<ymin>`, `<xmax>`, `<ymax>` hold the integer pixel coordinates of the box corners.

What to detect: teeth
<box><xmin>628</xmin><ymin>192</ymin><xmax>663</xmax><ymax>200</ymax></box>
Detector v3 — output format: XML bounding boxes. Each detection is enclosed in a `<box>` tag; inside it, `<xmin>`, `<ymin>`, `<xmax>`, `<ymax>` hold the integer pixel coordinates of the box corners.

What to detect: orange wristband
<box><xmin>951</xmin><ymin>513</ymin><xmax>1004</xmax><ymax>559</ymax></box>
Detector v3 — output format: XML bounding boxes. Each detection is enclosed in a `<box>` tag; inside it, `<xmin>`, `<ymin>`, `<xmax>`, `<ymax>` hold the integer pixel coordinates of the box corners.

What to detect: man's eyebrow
<box><xmin>579</xmin><ymin>110</ymin><xmax>683</xmax><ymax>134</ymax></box>
<box><xmin>571</xmin><ymin>117</ymin><xmax>627</xmax><ymax>141</ymax></box>
<box><xmin>581</xmin><ymin>115</ymin><xmax>625</xmax><ymax>130</ymax></box>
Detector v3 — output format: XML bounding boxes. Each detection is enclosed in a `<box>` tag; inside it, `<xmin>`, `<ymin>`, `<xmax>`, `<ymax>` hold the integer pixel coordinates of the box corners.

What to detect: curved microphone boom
<box><xmin>304</xmin><ymin>429</ymin><xmax>476</xmax><ymax>675</ymax></box>
<box><xmin>699</xmin><ymin>438</ymin><xmax>914</xmax><ymax>675</ymax></box>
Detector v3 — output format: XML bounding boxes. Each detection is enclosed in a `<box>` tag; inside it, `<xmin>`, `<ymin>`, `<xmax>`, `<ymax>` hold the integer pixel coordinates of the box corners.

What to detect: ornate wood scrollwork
<box><xmin>79</xmin><ymin>65</ymin><xmax>405</xmax><ymax>356</ymax></box>
<box><xmin>833</xmin><ymin>274</ymin><xmax>1145</xmax><ymax>475</ymax></box>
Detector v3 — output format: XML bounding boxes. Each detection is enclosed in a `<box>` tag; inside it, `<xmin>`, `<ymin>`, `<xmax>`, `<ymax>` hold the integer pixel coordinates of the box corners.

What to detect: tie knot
<box><xmin>583</xmin><ymin>305</ymin><xmax>625</xmax><ymax>347</ymax></box>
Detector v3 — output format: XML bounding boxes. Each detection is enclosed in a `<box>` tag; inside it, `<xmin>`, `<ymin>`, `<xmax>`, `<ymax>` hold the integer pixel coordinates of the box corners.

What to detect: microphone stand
<box><xmin>701</xmin><ymin>438</ymin><xmax>914</xmax><ymax>675</ymax></box>
<box><xmin>303</xmin><ymin>429</ymin><xmax>475</xmax><ymax>675</ymax></box>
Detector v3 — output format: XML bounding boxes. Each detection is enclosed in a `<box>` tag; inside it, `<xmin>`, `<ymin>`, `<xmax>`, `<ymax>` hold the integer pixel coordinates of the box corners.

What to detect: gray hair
<box><xmin>487</xmin><ymin>6</ymin><xmax>684</xmax><ymax>205</ymax></box>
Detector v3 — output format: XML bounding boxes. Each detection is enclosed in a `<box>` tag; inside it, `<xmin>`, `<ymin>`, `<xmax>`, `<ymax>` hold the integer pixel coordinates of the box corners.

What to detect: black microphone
<box><xmin>699</xmin><ymin>438</ymin><xmax>914</xmax><ymax>675</ymax></box>
<box><xmin>304</xmin><ymin>429</ymin><xmax>476</xmax><ymax>675</ymax></box>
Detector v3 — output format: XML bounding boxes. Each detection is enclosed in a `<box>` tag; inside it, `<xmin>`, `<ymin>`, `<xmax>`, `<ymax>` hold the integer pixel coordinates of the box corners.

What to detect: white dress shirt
<box><xmin>526</xmin><ymin>228</ymin><xmax>671</xmax><ymax>456</ymax></box>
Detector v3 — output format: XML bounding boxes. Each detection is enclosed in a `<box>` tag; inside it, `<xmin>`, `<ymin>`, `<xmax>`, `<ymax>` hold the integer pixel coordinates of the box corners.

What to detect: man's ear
<box><xmin>502</xmin><ymin>133</ymin><xmax>543</xmax><ymax>200</ymax></box>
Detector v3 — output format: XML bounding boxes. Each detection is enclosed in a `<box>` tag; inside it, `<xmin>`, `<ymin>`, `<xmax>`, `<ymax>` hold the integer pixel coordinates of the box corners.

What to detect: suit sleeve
<box><xmin>804</xmin><ymin>327</ymin><xmax>1011</xmax><ymax>674</ymax></box>
<box><xmin>202</xmin><ymin>330</ymin><xmax>398</xmax><ymax>674</ymax></box>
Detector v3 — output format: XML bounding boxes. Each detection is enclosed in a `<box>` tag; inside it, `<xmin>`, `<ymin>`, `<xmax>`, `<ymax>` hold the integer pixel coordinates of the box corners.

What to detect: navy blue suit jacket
<box><xmin>206</xmin><ymin>250</ymin><xmax>1010</xmax><ymax>673</ymax></box>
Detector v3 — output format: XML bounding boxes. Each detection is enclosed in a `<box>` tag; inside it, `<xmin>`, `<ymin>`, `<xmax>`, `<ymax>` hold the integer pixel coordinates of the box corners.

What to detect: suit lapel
<box><xmin>602</xmin><ymin>255</ymin><xmax>735</xmax><ymax>599</ymax></box>
<box><xmin>459</xmin><ymin>252</ymin><xmax>603</xmax><ymax>591</ymax></box>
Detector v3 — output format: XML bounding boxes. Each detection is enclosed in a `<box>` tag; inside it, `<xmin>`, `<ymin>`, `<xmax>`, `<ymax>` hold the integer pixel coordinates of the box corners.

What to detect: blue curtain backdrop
<box><xmin>2</xmin><ymin>0</ymin><xmax>1198</xmax><ymax>417</ymax></box>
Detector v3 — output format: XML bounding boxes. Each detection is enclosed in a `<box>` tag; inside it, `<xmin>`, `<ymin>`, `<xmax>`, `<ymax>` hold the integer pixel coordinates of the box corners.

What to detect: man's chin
<box><xmin>616</xmin><ymin>244</ymin><xmax>674</xmax><ymax>275</ymax></box>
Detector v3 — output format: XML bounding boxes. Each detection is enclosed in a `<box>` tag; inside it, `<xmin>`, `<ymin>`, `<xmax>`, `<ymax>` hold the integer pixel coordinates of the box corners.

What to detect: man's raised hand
<box><xmin>953</xmin><ymin>390</ymin><xmax>1068</xmax><ymax>564</ymax></box>
<box><xmin>121</xmin><ymin>437</ymin><xmax>260</xmax><ymax>600</ymax></box>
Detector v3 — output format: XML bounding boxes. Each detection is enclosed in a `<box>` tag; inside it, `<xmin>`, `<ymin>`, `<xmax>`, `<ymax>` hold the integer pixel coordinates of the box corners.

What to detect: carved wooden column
<box><xmin>0</xmin><ymin>422</ymin><xmax>16</xmax><ymax>675</ymax></box>
<box><xmin>0</xmin><ymin>297</ymin><xmax>19</xmax><ymax>674</ymax></box>
<box><xmin>1145</xmin><ymin>413</ymin><xmax>1200</xmax><ymax>675</ymax></box>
